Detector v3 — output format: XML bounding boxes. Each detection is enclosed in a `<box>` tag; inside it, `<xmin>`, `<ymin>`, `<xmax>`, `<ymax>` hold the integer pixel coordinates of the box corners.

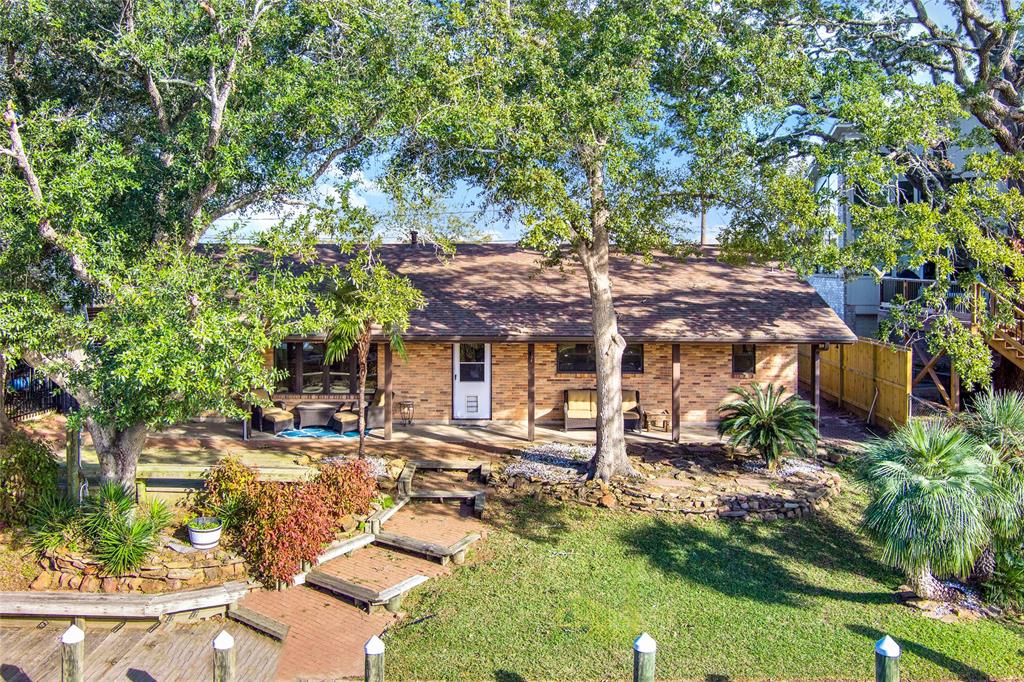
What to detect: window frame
<box><xmin>731</xmin><ymin>344</ymin><xmax>757</xmax><ymax>376</ymax></box>
<box><xmin>555</xmin><ymin>343</ymin><xmax>644</xmax><ymax>374</ymax></box>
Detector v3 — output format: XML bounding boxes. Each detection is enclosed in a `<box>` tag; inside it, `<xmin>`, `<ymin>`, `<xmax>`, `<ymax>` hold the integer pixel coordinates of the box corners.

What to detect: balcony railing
<box><xmin>879</xmin><ymin>277</ymin><xmax>971</xmax><ymax>316</ymax></box>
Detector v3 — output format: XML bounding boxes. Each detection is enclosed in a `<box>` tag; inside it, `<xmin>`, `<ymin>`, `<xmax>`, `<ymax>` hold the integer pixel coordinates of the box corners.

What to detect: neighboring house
<box><xmin>268</xmin><ymin>243</ymin><xmax>855</xmax><ymax>439</ymax></box>
<box><xmin>807</xmin><ymin>120</ymin><xmax>986</xmax><ymax>337</ymax></box>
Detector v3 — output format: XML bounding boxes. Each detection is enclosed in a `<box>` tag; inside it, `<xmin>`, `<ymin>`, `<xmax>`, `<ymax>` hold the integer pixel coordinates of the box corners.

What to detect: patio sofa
<box><xmin>563</xmin><ymin>389</ymin><xmax>644</xmax><ymax>432</ymax></box>
<box><xmin>252</xmin><ymin>390</ymin><xmax>295</xmax><ymax>434</ymax></box>
<box><xmin>329</xmin><ymin>390</ymin><xmax>389</xmax><ymax>433</ymax></box>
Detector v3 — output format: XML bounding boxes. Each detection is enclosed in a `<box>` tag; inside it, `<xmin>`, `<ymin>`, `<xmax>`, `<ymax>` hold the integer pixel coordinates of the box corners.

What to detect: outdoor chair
<box><xmin>562</xmin><ymin>388</ymin><xmax>644</xmax><ymax>432</ymax></box>
<box><xmin>329</xmin><ymin>390</ymin><xmax>389</xmax><ymax>433</ymax></box>
<box><xmin>252</xmin><ymin>390</ymin><xmax>294</xmax><ymax>434</ymax></box>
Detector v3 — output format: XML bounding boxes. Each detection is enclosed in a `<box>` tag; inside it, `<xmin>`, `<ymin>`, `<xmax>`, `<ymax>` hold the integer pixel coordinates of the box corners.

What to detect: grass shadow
<box><xmin>845</xmin><ymin>624</ymin><xmax>997</xmax><ymax>681</ymax></box>
<box><xmin>489</xmin><ymin>495</ymin><xmax>573</xmax><ymax>545</ymax></box>
<box><xmin>618</xmin><ymin>502</ymin><xmax>898</xmax><ymax>607</ymax></box>
<box><xmin>493</xmin><ymin>671</ymin><xmax>527</xmax><ymax>682</ymax></box>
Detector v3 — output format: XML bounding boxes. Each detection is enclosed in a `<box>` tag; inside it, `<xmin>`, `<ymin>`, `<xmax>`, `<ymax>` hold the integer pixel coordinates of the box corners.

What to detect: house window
<box><xmin>732</xmin><ymin>344</ymin><xmax>757</xmax><ymax>375</ymax></box>
<box><xmin>556</xmin><ymin>344</ymin><xmax>644</xmax><ymax>373</ymax></box>
<box><xmin>273</xmin><ymin>341</ymin><xmax>376</xmax><ymax>394</ymax></box>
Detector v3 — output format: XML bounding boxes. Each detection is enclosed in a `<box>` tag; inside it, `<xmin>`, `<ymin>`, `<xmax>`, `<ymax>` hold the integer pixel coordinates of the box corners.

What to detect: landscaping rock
<box><xmin>79</xmin><ymin>575</ymin><xmax>100</xmax><ymax>592</ymax></box>
<box><xmin>339</xmin><ymin>515</ymin><xmax>358</xmax><ymax>533</ymax></box>
<box><xmin>598</xmin><ymin>493</ymin><xmax>618</xmax><ymax>509</ymax></box>
<box><xmin>101</xmin><ymin>577</ymin><xmax>119</xmax><ymax>593</ymax></box>
<box><xmin>29</xmin><ymin>571</ymin><xmax>53</xmax><ymax>591</ymax></box>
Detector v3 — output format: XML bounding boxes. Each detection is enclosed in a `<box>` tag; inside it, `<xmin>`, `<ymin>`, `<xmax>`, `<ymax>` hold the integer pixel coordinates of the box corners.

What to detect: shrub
<box><xmin>240</xmin><ymin>481</ymin><xmax>337</xmax><ymax>585</ymax></box>
<box><xmin>28</xmin><ymin>493</ymin><xmax>83</xmax><ymax>554</ymax></box>
<box><xmin>312</xmin><ymin>459</ymin><xmax>377</xmax><ymax>525</ymax></box>
<box><xmin>986</xmin><ymin>547</ymin><xmax>1024</xmax><ymax>611</ymax></box>
<box><xmin>0</xmin><ymin>431</ymin><xmax>59</xmax><ymax>525</ymax></box>
<box><xmin>29</xmin><ymin>483</ymin><xmax>169</xmax><ymax>575</ymax></box>
<box><xmin>188</xmin><ymin>456</ymin><xmax>258</xmax><ymax>530</ymax></box>
<box><xmin>716</xmin><ymin>383</ymin><xmax>818</xmax><ymax>470</ymax></box>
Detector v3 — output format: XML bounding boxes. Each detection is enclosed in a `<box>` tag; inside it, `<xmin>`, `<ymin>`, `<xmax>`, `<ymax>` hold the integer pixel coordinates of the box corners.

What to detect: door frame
<box><xmin>451</xmin><ymin>342</ymin><xmax>492</xmax><ymax>420</ymax></box>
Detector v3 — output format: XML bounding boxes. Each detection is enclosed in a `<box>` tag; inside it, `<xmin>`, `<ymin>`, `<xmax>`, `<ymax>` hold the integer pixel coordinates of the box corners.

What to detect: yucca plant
<box><xmin>94</xmin><ymin>518</ymin><xmax>159</xmax><ymax>575</ymax></box>
<box><xmin>28</xmin><ymin>493</ymin><xmax>82</xmax><ymax>554</ymax></box>
<box><xmin>858</xmin><ymin>420</ymin><xmax>1013</xmax><ymax>600</ymax></box>
<box><xmin>81</xmin><ymin>482</ymin><xmax>136</xmax><ymax>536</ymax></box>
<box><xmin>716</xmin><ymin>384</ymin><xmax>818</xmax><ymax>470</ymax></box>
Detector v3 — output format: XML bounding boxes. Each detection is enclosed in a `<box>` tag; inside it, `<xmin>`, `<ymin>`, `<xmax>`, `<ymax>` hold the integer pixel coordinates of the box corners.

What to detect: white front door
<box><xmin>452</xmin><ymin>343</ymin><xmax>491</xmax><ymax>419</ymax></box>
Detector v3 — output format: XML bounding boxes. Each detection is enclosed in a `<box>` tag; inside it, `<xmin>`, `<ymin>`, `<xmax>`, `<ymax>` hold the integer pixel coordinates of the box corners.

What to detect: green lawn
<box><xmin>385</xmin><ymin>490</ymin><xmax>1024</xmax><ymax>681</ymax></box>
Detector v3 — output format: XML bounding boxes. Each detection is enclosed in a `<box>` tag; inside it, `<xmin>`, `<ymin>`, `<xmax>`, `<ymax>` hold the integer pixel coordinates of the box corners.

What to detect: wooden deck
<box><xmin>0</xmin><ymin>620</ymin><xmax>280</xmax><ymax>681</ymax></box>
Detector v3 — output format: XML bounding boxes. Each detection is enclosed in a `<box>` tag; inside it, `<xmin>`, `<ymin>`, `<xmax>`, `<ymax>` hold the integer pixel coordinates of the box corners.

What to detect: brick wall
<box><xmin>390</xmin><ymin>341</ymin><xmax>798</xmax><ymax>425</ymax></box>
<box><xmin>391</xmin><ymin>342</ymin><xmax>452</xmax><ymax>421</ymax></box>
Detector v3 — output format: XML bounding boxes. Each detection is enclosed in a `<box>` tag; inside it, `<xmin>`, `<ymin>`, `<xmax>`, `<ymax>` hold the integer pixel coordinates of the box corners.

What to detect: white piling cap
<box><xmin>875</xmin><ymin>635</ymin><xmax>901</xmax><ymax>658</ymax></box>
<box><xmin>213</xmin><ymin>630</ymin><xmax>235</xmax><ymax>651</ymax></box>
<box><xmin>633</xmin><ymin>632</ymin><xmax>657</xmax><ymax>654</ymax></box>
<box><xmin>61</xmin><ymin>624</ymin><xmax>85</xmax><ymax>645</ymax></box>
<box><xmin>365</xmin><ymin>635</ymin><xmax>386</xmax><ymax>656</ymax></box>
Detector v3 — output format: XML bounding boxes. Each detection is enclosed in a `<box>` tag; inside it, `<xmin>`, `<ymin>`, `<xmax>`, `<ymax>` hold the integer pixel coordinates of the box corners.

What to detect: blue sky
<box><xmin>215</xmin><ymin>0</ymin><xmax>957</xmax><ymax>245</ymax></box>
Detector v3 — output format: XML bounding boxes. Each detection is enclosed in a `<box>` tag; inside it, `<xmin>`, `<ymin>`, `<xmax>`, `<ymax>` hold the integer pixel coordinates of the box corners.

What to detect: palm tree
<box><xmin>858</xmin><ymin>419</ymin><xmax>1011</xmax><ymax>600</ymax></box>
<box><xmin>324</xmin><ymin>262</ymin><xmax>423</xmax><ymax>457</ymax></box>
<box><xmin>716</xmin><ymin>383</ymin><xmax>818</xmax><ymax>470</ymax></box>
<box><xmin>959</xmin><ymin>390</ymin><xmax>1024</xmax><ymax>579</ymax></box>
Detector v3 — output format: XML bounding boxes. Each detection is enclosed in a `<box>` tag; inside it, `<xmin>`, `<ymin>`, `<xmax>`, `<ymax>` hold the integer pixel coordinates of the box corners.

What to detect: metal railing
<box><xmin>3</xmin><ymin>362</ymin><xmax>74</xmax><ymax>422</ymax></box>
<box><xmin>879</xmin><ymin>277</ymin><xmax>971</xmax><ymax>316</ymax></box>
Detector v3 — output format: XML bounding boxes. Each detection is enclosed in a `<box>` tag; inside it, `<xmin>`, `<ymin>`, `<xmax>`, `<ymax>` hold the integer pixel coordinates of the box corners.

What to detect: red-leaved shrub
<box><xmin>231</xmin><ymin>458</ymin><xmax>377</xmax><ymax>585</ymax></box>
<box><xmin>240</xmin><ymin>481</ymin><xmax>337</xmax><ymax>585</ymax></box>
<box><xmin>312</xmin><ymin>459</ymin><xmax>377</xmax><ymax>525</ymax></box>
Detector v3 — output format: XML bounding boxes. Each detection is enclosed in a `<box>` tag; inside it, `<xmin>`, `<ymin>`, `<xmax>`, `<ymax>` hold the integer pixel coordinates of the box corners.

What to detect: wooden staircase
<box><xmin>973</xmin><ymin>283</ymin><xmax>1024</xmax><ymax>370</ymax></box>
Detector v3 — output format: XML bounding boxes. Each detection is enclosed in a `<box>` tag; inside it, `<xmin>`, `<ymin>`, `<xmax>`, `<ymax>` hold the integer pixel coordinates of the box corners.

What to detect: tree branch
<box><xmin>3</xmin><ymin>104</ymin><xmax>96</xmax><ymax>285</ymax></box>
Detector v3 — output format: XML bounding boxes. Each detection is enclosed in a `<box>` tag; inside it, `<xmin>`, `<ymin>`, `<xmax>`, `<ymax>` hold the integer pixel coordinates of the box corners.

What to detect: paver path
<box><xmin>383</xmin><ymin>502</ymin><xmax>486</xmax><ymax>547</ymax></box>
<box><xmin>239</xmin><ymin>585</ymin><xmax>397</xmax><ymax>681</ymax></box>
<box><xmin>312</xmin><ymin>544</ymin><xmax>448</xmax><ymax>592</ymax></box>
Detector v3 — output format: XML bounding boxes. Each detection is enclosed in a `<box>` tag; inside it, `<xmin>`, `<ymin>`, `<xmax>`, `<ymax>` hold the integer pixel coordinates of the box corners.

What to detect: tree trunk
<box><xmin>0</xmin><ymin>354</ymin><xmax>11</xmax><ymax>442</ymax></box>
<box><xmin>908</xmin><ymin>564</ymin><xmax>960</xmax><ymax>602</ymax></box>
<box><xmin>355</xmin><ymin>325</ymin><xmax>372</xmax><ymax>458</ymax></box>
<box><xmin>578</xmin><ymin>147</ymin><xmax>636</xmax><ymax>482</ymax></box>
<box><xmin>87</xmin><ymin>419</ymin><xmax>148</xmax><ymax>489</ymax></box>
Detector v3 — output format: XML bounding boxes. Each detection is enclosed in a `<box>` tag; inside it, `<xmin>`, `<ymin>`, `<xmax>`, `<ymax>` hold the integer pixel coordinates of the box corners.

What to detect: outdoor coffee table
<box><xmin>295</xmin><ymin>401</ymin><xmax>338</xmax><ymax>428</ymax></box>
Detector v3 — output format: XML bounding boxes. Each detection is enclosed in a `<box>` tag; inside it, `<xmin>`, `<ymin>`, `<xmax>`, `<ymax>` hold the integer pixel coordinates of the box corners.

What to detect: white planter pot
<box><xmin>188</xmin><ymin>517</ymin><xmax>223</xmax><ymax>550</ymax></box>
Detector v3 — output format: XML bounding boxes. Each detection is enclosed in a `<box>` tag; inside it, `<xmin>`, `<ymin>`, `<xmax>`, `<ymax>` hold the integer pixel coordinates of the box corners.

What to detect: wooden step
<box><xmin>305</xmin><ymin>569</ymin><xmax>428</xmax><ymax>613</ymax></box>
<box><xmin>303</xmin><ymin>545</ymin><xmax>442</xmax><ymax>613</ymax></box>
<box><xmin>409</xmin><ymin>489</ymin><xmax>481</xmax><ymax>499</ymax></box>
<box><xmin>228</xmin><ymin>604</ymin><xmax>290</xmax><ymax>641</ymax></box>
<box><xmin>292</xmin><ymin>533</ymin><xmax>376</xmax><ymax>586</ymax></box>
<box><xmin>374</xmin><ymin>531</ymin><xmax>481</xmax><ymax>565</ymax></box>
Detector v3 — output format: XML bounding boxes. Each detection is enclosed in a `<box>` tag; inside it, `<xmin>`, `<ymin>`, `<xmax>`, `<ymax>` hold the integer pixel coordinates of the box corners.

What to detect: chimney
<box><xmin>409</xmin><ymin>229</ymin><xmax>418</xmax><ymax>246</ymax></box>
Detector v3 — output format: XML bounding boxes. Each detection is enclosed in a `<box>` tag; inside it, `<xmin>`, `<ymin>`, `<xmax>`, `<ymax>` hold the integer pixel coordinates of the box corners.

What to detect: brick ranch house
<box><xmin>266</xmin><ymin>243</ymin><xmax>856</xmax><ymax>441</ymax></box>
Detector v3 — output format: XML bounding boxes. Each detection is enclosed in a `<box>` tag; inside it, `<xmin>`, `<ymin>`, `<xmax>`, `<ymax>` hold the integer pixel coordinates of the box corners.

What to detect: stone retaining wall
<box><xmin>30</xmin><ymin>548</ymin><xmax>247</xmax><ymax>593</ymax></box>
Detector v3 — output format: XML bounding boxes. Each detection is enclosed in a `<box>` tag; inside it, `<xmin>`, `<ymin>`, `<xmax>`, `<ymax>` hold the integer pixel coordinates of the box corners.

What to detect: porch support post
<box><xmin>384</xmin><ymin>342</ymin><xmax>393</xmax><ymax>441</ymax></box>
<box><xmin>810</xmin><ymin>343</ymin><xmax>821</xmax><ymax>428</ymax></box>
<box><xmin>527</xmin><ymin>343</ymin><xmax>535</xmax><ymax>441</ymax></box>
<box><xmin>950</xmin><ymin>362</ymin><xmax>960</xmax><ymax>413</ymax></box>
<box><xmin>671</xmin><ymin>343</ymin><xmax>681</xmax><ymax>443</ymax></box>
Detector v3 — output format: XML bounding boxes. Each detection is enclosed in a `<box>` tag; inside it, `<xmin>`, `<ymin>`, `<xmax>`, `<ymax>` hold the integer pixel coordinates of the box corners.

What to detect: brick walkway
<box><xmin>383</xmin><ymin>503</ymin><xmax>486</xmax><ymax>547</ymax></box>
<box><xmin>313</xmin><ymin>544</ymin><xmax>447</xmax><ymax>592</ymax></box>
<box><xmin>239</xmin><ymin>585</ymin><xmax>396</xmax><ymax>681</ymax></box>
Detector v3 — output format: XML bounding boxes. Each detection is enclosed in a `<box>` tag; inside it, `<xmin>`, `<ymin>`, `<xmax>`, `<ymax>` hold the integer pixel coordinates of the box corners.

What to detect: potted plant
<box><xmin>187</xmin><ymin>516</ymin><xmax>223</xmax><ymax>550</ymax></box>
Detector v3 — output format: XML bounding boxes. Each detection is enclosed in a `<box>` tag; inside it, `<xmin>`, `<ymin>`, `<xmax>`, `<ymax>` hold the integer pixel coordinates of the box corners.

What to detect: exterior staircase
<box><xmin>973</xmin><ymin>283</ymin><xmax>1024</xmax><ymax>370</ymax></box>
<box><xmin>232</xmin><ymin>460</ymin><xmax>487</xmax><ymax>680</ymax></box>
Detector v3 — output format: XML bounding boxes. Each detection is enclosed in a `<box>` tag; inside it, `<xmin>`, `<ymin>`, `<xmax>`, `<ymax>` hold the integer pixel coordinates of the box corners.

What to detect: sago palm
<box><xmin>716</xmin><ymin>384</ymin><xmax>818</xmax><ymax>470</ymax></box>
<box><xmin>858</xmin><ymin>419</ymin><xmax>1011</xmax><ymax>600</ymax></box>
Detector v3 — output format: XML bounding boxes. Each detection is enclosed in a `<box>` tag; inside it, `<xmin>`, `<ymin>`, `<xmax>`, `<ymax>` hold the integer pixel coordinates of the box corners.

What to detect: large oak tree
<box><xmin>0</xmin><ymin>0</ymin><xmax>441</xmax><ymax>484</ymax></box>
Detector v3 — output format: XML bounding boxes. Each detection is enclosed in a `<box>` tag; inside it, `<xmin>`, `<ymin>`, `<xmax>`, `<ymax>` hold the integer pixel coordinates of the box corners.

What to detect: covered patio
<box><xmin>24</xmin><ymin>412</ymin><xmax>718</xmax><ymax>475</ymax></box>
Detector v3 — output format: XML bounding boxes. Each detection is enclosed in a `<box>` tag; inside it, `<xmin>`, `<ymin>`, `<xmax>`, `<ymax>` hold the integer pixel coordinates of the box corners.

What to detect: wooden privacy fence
<box><xmin>799</xmin><ymin>337</ymin><xmax>912</xmax><ymax>430</ymax></box>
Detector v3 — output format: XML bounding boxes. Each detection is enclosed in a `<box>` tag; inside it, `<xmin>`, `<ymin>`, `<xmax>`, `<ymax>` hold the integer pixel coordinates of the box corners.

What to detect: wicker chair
<box><xmin>330</xmin><ymin>390</ymin><xmax>389</xmax><ymax>433</ymax></box>
<box><xmin>252</xmin><ymin>390</ymin><xmax>294</xmax><ymax>434</ymax></box>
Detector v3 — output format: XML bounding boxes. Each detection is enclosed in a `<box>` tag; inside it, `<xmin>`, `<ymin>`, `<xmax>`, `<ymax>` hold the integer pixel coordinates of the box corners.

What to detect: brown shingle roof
<box><xmin>311</xmin><ymin>243</ymin><xmax>855</xmax><ymax>344</ymax></box>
